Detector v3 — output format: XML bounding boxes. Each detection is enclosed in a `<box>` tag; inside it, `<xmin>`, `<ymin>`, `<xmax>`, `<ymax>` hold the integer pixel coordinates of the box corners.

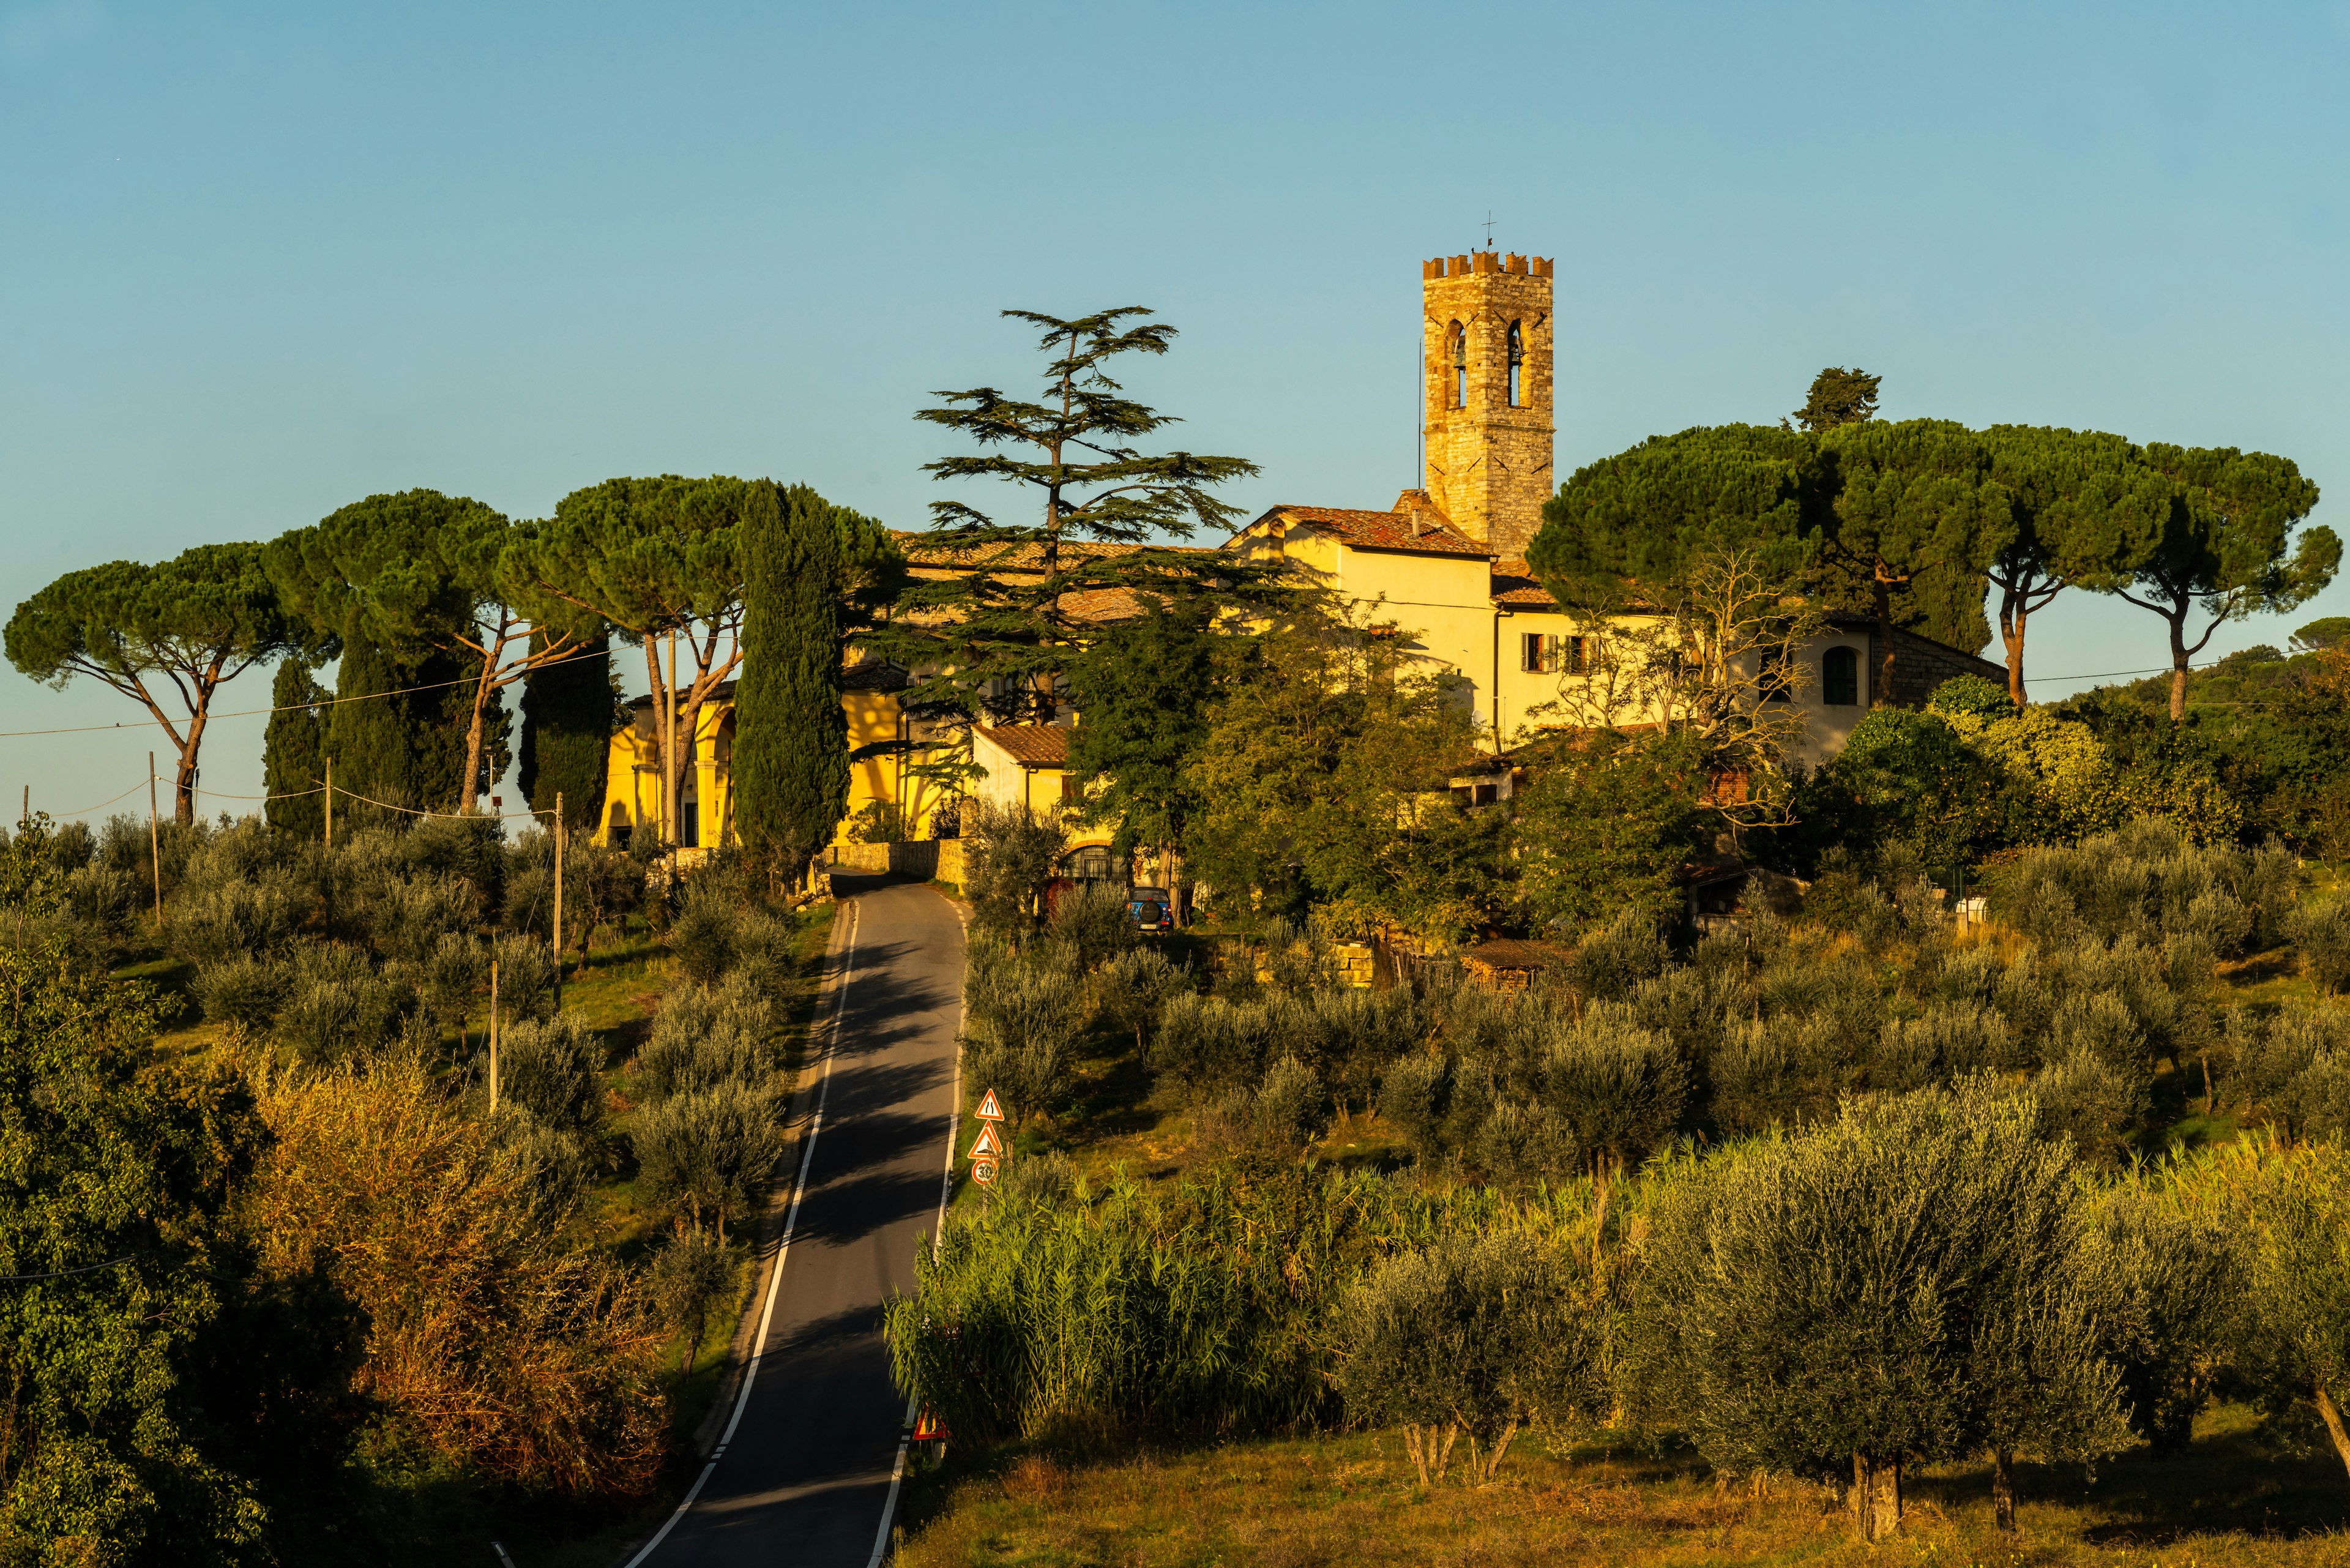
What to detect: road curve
<box><xmin>627</xmin><ymin>875</ymin><xmax>963</xmax><ymax>1567</ymax></box>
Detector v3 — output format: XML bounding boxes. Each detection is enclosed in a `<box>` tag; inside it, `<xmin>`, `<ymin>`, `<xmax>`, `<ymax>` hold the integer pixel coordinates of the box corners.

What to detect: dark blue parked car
<box><xmin>1127</xmin><ymin>886</ymin><xmax>1174</xmax><ymax>935</ymax></box>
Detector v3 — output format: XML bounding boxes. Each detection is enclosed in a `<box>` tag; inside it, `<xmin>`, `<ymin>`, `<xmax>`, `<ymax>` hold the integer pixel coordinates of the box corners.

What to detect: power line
<box><xmin>2026</xmin><ymin>659</ymin><xmax>2224</xmax><ymax>684</ymax></box>
<box><xmin>32</xmin><ymin>780</ymin><xmax>550</xmax><ymax>825</ymax></box>
<box><xmin>191</xmin><ymin>785</ymin><xmax>326</xmax><ymax>802</ymax></box>
<box><xmin>45</xmin><ymin>778</ymin><xmax>157</xmax><ymax>818</ymax></box>
<box><xmin>0</xmin><ymin>641</ymin><xmax>617</xmax><ymax>740</ymax></box>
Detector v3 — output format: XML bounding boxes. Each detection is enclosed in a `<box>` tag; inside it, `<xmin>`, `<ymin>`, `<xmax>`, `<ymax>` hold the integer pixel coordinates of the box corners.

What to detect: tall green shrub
<box><xmin>734</xmin><ymin>481</ymin><xmax>851</xmax><ymax>895</ymax></box>
<box><xmin>262</xmin><ymin>658</ymin><xmax>328</xmax><ymax>838</ymax></box>
<box><xmin>885</xmin><ymin>1166</ymin><xmax>1617</xmax><ymax>1448</ymax></box>
<box><xmin>518</xmin><ymin>627</ymin><xmax>611</xmax><ymax>834</ymax></box>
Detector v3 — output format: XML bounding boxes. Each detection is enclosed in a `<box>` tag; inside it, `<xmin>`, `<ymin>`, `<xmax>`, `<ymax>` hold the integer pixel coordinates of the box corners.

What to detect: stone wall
<box><xmin>825</xmin><ymin>839</ymin><xmax>964</xmax><ymax>883</ymax></box>
<box><xmin>1422</xmin><ymin>252</ymin><xmax>1555</xmax><ymax>558</ymax></box>
<box><xmin>1883</xmin><ymin>625</ymin><xmax>2009</xmax><ymax>707</ymax></box>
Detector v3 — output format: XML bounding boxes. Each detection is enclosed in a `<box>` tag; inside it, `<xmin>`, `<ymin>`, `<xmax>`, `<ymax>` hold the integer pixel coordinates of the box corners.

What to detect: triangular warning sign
<box><xmin>975</xmin><ymin>1088</ymin><xmax>1005</xmax><ymax>1121</ymax></box>
<box><xmin>971</xmin><ymin>1121</ymin><xmax>1005</xmax><ymax>1159</ymax></box>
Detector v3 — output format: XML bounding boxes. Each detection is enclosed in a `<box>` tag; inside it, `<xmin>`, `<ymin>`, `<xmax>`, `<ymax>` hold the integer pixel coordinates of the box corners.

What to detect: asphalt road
<box><xmin>627</xmin><ymin>875</ymin><xmax>963</xmax><ymax>1568</ymax></box>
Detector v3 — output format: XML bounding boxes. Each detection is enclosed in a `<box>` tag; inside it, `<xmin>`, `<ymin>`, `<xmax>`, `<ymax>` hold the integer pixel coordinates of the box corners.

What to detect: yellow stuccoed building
<box><xmin>588</xmin><ymin>543</ymin><xmax>1125</xmax><ymax>870</ymax></box>
<box><xmin>592</xmin><ymin>660</ymin><xmax>959</xmax><ymax>856</ymax></box>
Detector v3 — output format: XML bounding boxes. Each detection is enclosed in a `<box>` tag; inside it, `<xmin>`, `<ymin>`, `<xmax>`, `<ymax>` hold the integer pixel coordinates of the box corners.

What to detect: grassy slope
<box><xmin>900</xmin><ymin>919</ymin><xmax>2350</xmax><ymax>1565</ymax></box>
<box><xmin>895</xmin><ymin>1405</ymin><xmax>2350</xmax><ymax>1566</ymax></box>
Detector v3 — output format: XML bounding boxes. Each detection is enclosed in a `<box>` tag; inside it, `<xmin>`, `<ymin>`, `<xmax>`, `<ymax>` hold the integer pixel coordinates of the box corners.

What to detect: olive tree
<box><xmin>2087</xmin><ymin>1181</ymin><xmax>2239</xmax><ymax>1457</ymax></box>
<box><xmin>1338</xmin><ymin>1230</ymin><xmax>1602</xmax><ymax>1487</ymax></box>
<box><xmin>1627</xmin><ymin>1083</ymin><xmax>2125</xmax><ymax>1541</ymax></box>
<box><xmin>1539</xmin><ymin>1004</ymin><xmax>1685</xmax><ymax>1172</ymax></box>
<box><xmin>963</xmin><ymin>801</ymin><xmax>1069</xmax><ymax>935</ymax></box>
<box><xmin>963</xmin><ymin>939</ymin><xmax>1081</xmax><ymax>1130</ymax></box>
<box><xmin>2179</xmin><ymin>1135</ymin><xmax>2350</xmax><ymax>1480</ymax></box>
<box><xmin>632</xmin><ymin>1081</ymin><xmax>783</xmax><ymax>1244</ymax></box>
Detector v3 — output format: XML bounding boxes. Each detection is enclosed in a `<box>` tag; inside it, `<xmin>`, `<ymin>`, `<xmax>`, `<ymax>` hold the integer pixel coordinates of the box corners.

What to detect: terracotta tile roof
<box><xmin>976</xmin><ymin>725</ymin><xmax>1072</xmax><ymax>766</ymax></box>
<box><xmin>625</xmin><ymin>679</ymin><xmax>738</xmax><ymax>711</ymax></box>
<box><xmin>840</xmin><ymin>659</ymin><xmax>911</xmax><ymax>692</ymax></box>
<box><xmin>1248</xmin><ymin>504</ymin><xmax>1492</xmax><ymax>558</ymax></box>
<box><xmin>1058</xmin><ymin>586</ymin><xmax>1147</xmax><ymax>624</ymax></box>
<box><xmin>1490</xmin><ymin>558</ymin><xmax>1558</xmax><ymax>608</ymax></box>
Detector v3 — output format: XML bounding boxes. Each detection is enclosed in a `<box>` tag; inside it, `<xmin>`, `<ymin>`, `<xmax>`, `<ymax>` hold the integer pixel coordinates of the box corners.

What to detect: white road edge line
<box><xmin>865</xmin><ymin>895</ymin><xmax>968</xmax><ymax>1568</ymax></box>
<box><xmin>621</xmin><ymin>899</ymin><xmax>861</xmax><ymax>1568</ymax></box>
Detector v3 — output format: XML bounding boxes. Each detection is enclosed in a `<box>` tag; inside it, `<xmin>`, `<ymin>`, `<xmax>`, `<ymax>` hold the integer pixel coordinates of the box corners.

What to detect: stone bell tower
<box><xmin>1422</xmin><ymin>252</ymin><xmax>1554</xmax><ymax>558</ymax></box>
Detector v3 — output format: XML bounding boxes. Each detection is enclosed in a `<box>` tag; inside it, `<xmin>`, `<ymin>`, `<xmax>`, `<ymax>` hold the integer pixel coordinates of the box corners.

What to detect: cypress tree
<box><xmin>734</xmin><ymin>481</ymin><xmax>848</xmax><ymax>897</ymax></box>
<box><xmin>518</xmin><ymin>627</ymin><xmax>612</xmax><ymax>834</ymax></box>
<box><xmin>263</xmin><ymin>658</ymin><xmax>329</xmax><ymax>838</ymax></box>
<box><xmin>327</xmin><ymin>637</ymin><xmax>466</xmax><ymax>818</ymax></box>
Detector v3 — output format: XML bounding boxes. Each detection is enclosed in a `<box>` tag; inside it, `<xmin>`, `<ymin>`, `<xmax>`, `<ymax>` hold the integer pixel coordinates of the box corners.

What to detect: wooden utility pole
<box><xmin>324</xmin><ymin>756</ymin><xmax>334</xmax><ymax>849</ymax></box>
<box><xmin>664</xmin><ymin>628</ymin><xmax>681</xmax><ymax>855</ymax></box>
<box><xmin>147</xmin><ymin>752</ymin><xmax>163</xmax><ymax>927</ymax></box>
<box><xmin>552</xmin><ymin>791</ymin><xmax>565</xmax><ymax>1010</ymax></box>
<box><xmin>488</xmin><ymin>957</ymin><xmax>501</xmax><ymax>1112</ymax></box>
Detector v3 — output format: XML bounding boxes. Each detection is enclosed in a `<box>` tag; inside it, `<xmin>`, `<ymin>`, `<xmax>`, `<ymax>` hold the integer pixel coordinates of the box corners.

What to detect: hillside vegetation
<box><xmin>886</xmin><ymin>813</ymin><xmax>2350</xmax><ymax>1560</ymax></box>
<box><xmin>0</xmin><ymin>808</ymin><xmax>830</xmax><ymax>1564</ymax></box>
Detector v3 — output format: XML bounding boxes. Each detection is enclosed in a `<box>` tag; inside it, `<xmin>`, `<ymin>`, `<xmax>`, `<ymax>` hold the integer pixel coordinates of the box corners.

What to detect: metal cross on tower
<box><xmin>1483</xmin><ymin>211</ymin><xmax>1495</xmax><ymax>248</ymax></box>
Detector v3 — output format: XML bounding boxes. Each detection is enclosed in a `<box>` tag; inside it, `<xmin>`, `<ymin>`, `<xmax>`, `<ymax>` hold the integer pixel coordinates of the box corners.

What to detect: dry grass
<box><xmin>893</xmin><ymin>1405</ymin><xmax>2350</xmax><ymax>1567</ymax></box>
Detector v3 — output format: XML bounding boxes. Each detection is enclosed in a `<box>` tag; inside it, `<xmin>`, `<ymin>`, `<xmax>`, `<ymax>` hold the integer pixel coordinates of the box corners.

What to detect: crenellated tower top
<box><xmin>1421</xmin><ymin>252</ymin><xmax>1555</xmax><ymax>557</ymax></box>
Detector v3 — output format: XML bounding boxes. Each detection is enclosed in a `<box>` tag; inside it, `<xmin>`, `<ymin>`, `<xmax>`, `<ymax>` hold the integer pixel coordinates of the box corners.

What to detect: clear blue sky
<box><xmin>6</xmin><ymin>1</ymin><xmax>2348</xmax><ymax>823</ymax></box>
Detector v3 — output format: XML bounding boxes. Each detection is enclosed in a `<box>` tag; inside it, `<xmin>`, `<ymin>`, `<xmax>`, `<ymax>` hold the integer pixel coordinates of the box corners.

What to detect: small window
<box><xmin>1760</xmin><ymin>646</ymin><xmax>1793</xmax><ymax>702</ymax></box>
<box><xmin>1062</xmin><ymin>845</ymin><xmax>1114</xmax><ymax>882</ymax></box>
<box><xmin>1449</xmin><ymin>321</ymin><xmax>1468</xmax><ymax>409</ymax></box>
<box><xmin>1059</xmin><ymin>772</ymin><xmax>1080</xmax><ymax>801</ymax></box>
<box><xmin>1521</xmin><ymin>633</ymin><xmax>1587</xmax><ymax>676</ymax></box>
<box><xmin>1507</xmin><ymin>320</ymin><xmax>1524</xmax><ymax>406</ymax></box>
<box><xmin>1822</xmin><ymin>646</ymin><xmax>1859</xmax><ymax>706</ymax></box>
